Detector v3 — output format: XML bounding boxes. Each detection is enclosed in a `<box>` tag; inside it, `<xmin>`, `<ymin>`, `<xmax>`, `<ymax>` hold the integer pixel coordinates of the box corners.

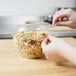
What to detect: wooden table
<box><xmin>0</xmin><ymin>38</ymin><xmax>76</xmax><ymax>76</ymax></box>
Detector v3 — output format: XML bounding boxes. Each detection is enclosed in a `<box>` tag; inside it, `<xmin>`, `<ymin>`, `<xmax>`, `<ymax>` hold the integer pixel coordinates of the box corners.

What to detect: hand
<box><xmin>41</xmin><ymin>35</ymin><xmax>68</xmax><ymax>63</ymax></box>
<box><xmin>53</xmin><ymin>9</ymin><xmax>76</xmax><ymax>29</ymax></box>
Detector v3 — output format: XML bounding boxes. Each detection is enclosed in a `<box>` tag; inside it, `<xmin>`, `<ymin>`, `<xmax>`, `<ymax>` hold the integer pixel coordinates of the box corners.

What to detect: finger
<box><xmin>41</xmin><ymin>37</ymin><xmax>48</xmax><ymax>48</ymax></box>
<box><xmin>52</xmin><ymin>9</ymin><xmax>71</xmax><ymax>25</ymax></box>
<box><xmin>53</xmin><ymin>15</ymin><xmax>69</xmax><ymax>25</ymax></box>
<box><xmin>54</xmin><ymin>16</ymin><xmax>69</xmax><ymax>24</ymax></box>
<box><xmin>55</xmin><ymin>21</ymin><xmax>72</xmax><ymax>26</ymax></box>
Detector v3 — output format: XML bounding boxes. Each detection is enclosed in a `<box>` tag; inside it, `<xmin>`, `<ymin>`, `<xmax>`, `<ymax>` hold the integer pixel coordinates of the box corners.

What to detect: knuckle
<box><xmin>67</xmin><ymin>9</ymin><xmax>72</xmax><ymax>12</ymax></box>
<box><xmin>67</xmin><ymin>9</ymin><xmax>73</xmax><ymax>13</ymax></box>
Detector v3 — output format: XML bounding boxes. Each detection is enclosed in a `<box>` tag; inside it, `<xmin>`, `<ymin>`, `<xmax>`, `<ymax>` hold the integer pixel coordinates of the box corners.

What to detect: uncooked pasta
<box><xmin>13</xmin><ymin>31</ymin><xmax>47</xmax><ymax>58</ymax></box>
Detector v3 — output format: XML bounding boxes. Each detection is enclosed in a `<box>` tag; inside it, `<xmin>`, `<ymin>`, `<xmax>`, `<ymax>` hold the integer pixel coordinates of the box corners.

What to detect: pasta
<box><xmin>13</xmin><ymin>31</ymin><xmax>47</xmax><ymax>58</ymax></box>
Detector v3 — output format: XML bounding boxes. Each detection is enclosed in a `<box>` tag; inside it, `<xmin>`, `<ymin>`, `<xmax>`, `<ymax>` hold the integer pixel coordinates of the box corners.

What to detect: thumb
<box><xmin>55</xmin><ymin>21</ymin><xmax>72</xmax><ymax>26</ymax></box>
<box><xmin>41</xmin><ymin>37</ymin><xmax>48</xmax><ymax>48</ymax></box>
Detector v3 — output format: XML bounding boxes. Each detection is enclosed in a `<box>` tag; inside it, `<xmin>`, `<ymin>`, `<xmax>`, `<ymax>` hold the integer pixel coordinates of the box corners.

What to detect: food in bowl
<box><xmin>13</xmin><ymin>31</ymin><xmax>47</xmax><ymax>58</ymax></box>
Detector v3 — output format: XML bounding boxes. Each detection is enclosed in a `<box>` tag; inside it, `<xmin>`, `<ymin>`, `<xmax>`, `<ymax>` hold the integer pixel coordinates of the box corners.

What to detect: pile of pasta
<box><xmin>13</xmin><ymin>31</ymin><xmax>47</xmax><ymax>58</ymax></box>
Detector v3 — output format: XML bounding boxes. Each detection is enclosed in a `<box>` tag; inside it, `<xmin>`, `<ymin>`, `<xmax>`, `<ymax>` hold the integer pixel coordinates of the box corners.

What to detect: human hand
<box><xmin>41</xmin><ymin>35</ymin><xmax>68</xmax><ymax>63</ymax></box>
<box><xmin>53</xmin><ymin>9</ymin><xmax>76</xmax><ymax>29</ymax></box>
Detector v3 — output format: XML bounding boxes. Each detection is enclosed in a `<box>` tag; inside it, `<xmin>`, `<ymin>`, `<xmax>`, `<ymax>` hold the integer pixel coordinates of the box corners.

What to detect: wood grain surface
<box><xmin>0</xmin><ymin>38</ymin><xmax>76</xmax><ymax>76</ymax></box>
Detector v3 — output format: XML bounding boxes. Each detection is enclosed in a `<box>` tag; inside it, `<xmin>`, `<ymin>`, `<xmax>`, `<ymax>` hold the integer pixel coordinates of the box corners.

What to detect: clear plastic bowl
<box><xmin>13</xmin><ymin>22</ymin><xmax>50</xmax><ymax>58</ymax></box>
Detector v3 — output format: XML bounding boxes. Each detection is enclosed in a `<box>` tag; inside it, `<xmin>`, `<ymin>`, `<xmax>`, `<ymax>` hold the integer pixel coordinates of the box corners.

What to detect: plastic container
<box><xmin>13</xmin><ymin>22</ymin><xmax>50</xmax><ymax>58</ymax></box>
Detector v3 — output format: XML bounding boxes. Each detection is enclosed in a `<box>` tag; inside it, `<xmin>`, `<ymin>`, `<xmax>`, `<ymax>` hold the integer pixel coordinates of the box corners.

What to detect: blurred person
<box><xmin>41</xmin><ymin>9</ymin><xmax>76</xmax><ymax>65</ymax></box>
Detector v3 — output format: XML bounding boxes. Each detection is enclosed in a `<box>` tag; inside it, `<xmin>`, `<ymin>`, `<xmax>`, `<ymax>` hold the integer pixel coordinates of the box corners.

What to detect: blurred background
<box><xmin>0</xmin><ymin>0</ymin><xmax>76</xmax><ymax>38</ymax></box>
<box><xmin>0</xmin><ymin>0</ymin><xmax>75</xmax><ymax>16</ymax></box>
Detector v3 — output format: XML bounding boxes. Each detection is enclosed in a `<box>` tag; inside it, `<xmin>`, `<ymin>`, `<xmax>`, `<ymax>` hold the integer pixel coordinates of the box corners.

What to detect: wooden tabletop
<box><xmin>0</xmin><ymin>38</ymin><xmax>76</xmax><ymax>76</ymax></box>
